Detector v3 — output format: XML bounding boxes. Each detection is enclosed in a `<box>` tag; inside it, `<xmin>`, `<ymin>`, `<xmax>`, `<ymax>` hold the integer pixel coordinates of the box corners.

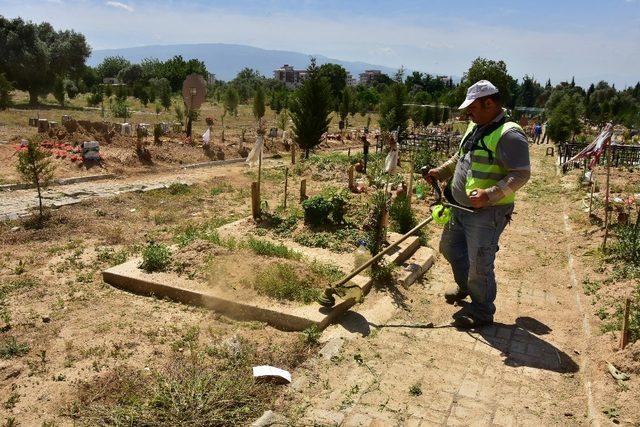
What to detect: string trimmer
<box><xmin>317</xmin><ymin>172</ymin><xmax>475</xmax><ymax>308</ymax></box>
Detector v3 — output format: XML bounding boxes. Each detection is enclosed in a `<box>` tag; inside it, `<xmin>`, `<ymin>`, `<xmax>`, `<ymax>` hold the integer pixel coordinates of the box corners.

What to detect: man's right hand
<box><xmin>421</xmin><ymin>167</ymin><xmax>441</xmax><ymax>182</ymax></box>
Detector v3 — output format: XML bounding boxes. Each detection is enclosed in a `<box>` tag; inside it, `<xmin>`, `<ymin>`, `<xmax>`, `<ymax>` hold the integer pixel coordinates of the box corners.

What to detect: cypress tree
<box><xmin>290</xmin><ymin>58</ymin><xmax>332</xmax><ymax>159</ymax></box>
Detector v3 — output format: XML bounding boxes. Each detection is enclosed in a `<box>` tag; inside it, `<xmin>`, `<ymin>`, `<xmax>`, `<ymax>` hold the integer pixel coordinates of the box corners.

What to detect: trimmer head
<box><xmin>317</xmin><ymin>288</ymin><xmax>336</xmax><ymax>307</ymax></box>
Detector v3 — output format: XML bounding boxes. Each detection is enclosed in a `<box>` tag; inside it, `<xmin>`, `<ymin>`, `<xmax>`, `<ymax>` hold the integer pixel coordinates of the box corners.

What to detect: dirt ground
<box><xmin>1</xmin><ymin>128</ymin><xmax>639</xmax><ymax>425</ymax></box>
<box><xmin>0</xmin><ymin>91</ymin><xmax>376</xmax><ymax>184</ymax></box>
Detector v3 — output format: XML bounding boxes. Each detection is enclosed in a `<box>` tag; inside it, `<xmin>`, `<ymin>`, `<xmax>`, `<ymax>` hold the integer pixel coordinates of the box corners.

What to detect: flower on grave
<box><xmin>205</xmin><ymin>116</ymin><xmax>214</xmax><ymax>126</ymax></box>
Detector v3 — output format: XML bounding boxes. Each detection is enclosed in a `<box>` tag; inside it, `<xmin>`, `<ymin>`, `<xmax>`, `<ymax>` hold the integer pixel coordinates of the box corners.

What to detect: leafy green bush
<box><xmin>364</xmin><ymin>191</ymin><xmax>389</xmax><ymax>256</ymax></box>
<box><xmin>302</xmin><ymin>195</ymin><xmax>333</xmax><ymax>226</ymax></box>
<box><xmin>389</xmin><ymin>194</ymin><xmax>416</xmax><ymax>234</ymax></box>
<box><xmin>301</xmin><ymin>189</ymin><xmax>348</xmax><ymax>226</ymax></box>
<box><xmin>412</xmin><ymin>145</ymin><xmax>441</xmax><ymax>173</ymax></box>
<box><xmin>140</xmin><ymin>242</ymin><xmax>171</xmax><ymax>272</ymax></box>
<box><xmin>111</xmin><ymin>99</ymin><xmax>129</xmax><ymax>119</ymax></box>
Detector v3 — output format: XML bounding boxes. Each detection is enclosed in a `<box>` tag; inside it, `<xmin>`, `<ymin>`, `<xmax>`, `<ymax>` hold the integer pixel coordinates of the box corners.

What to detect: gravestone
<box><xmin>61</xmin><ymin>115</ymin><xmax>72</xmax><ymax>123</ymax></box>
<box><xmin>82</xmin><ymin>141</ymin><xmax>100</xmax><ymax>161</ymax></box>
<box><xmin>121</xmin><ymin>123</ymin><xmax>132</xmax><ymax>136</ymax></box>
<box><xmin>37</xmin><ymin>119</ymin><xmax>49</xmax><ymax>133</ymax></box>
<box><xmin>269</xmin><ymin>127</ymin><xmax>278</xmax><ymax>138</ymax></box>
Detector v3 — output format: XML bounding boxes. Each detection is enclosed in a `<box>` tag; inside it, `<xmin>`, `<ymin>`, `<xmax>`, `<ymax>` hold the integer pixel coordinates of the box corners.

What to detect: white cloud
<box><xmin>105</xmin><ymin>1</ymin><xmax>134</xmax><ymax>12</ymax></box>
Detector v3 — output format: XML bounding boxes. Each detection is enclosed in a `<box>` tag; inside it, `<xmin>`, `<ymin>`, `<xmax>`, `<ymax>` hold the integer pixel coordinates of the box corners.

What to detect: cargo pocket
<box><xmin>474</xmin><ymin>246</ymin><xmax>496</xmax><ymax>301</ymax></box>
<box><xmin>475</xmin><ymin>246</ymin><xmax>496</xmax><ymax>278</ymax></box>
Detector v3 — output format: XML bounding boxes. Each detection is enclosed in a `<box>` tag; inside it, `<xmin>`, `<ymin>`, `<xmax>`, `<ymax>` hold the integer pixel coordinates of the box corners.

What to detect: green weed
<box><xmin>253</xmin><ymin>263</ymin><xmax>322</xmax><ymax>303</ymax></box>
<box><xmin>246</xmin><ymin>236</ymin><xmax>302</xmax><ymax>260</ymax></box>
<box><xmin>140</xmin><ymin>242</ymin><xmax>171</xmax><ymax>272</ymax></box>
<box><xmin>167</xmin><ymin>182</ymin><xmax>190</xmax><ymax>195</ymax></box>
<box><xmin>0</xmin><ymin>337</ymin><xmax>30</xmax><ymax>359</ymax></box>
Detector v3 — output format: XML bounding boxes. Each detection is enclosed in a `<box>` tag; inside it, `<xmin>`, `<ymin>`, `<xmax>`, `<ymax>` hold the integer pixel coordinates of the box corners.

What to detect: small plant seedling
<box><xmin>301</xmin><ymin>325</ymin><xmax>321</xmax><ymax>345</ymax></box>
<box><xmin>409</xmin><ymin>382</ymin><xmax>422</xmax><ymax>396</ymax></box>
<box><xmin>140</xmin><ymin>242</ymin><xmax>171</xmax><ymax>272</ymax></box>
<box><xmin>0</xmin><ymin>337</ymin><xmax>30</xmax><ymax>359</ymax></box>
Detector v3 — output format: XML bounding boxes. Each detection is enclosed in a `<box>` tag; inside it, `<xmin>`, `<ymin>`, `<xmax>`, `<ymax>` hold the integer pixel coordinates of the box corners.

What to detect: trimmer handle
<box><xmin>420</xmin><ymin>167</ymin><xmax>442</xmax><ymax>203</ymax></box>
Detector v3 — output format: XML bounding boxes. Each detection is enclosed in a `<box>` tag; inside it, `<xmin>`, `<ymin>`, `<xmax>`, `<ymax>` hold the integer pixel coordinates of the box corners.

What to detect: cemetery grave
<box><xmin>101</xmin><ymin>149</ymin><xmax>438</xmax><ymax>332</ymax></box>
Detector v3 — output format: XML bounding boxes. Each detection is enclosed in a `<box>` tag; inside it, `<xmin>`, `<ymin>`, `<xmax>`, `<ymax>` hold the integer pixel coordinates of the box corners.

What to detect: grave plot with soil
<box><xmin>103</xmin><ymin>150</ymin><xmax>437</xmax><ymax>332</ymax></box>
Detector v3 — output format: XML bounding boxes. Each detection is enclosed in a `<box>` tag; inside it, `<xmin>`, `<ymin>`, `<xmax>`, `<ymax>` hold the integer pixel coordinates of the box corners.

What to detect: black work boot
<box><xmin>452</xmin><ymin>314</ymin><xmax>493</xmax><ymax>330</ymax></box>
<box><xmin>444</xmin><ymin>288</ymin><xmax>469</xmax><ymax>305</ymax></box>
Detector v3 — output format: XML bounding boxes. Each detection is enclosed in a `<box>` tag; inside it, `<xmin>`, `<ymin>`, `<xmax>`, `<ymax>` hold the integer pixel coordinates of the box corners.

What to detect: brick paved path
<box><xmin>282</xmin><ymin>147</ymin><xmax>594</xmax><ymax>426</ymax></box>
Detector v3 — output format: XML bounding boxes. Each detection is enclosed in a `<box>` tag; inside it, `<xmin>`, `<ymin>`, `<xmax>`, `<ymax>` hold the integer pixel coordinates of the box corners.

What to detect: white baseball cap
<box><xmin>458</xmin><ymin>80</ymin><xmax>499</xmax><ymax>110</ymax></box>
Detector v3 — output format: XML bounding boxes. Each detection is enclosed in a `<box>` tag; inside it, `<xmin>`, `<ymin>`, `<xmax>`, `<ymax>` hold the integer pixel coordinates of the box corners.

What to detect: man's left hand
<box><xmin>468</xmin><ymin>188</ymin><xmax>490</xmax><ymax>208</ymax></box>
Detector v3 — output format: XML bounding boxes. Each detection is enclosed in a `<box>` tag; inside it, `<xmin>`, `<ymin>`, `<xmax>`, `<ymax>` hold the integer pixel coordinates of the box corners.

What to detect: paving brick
<box><xmin>496</xmin><ymin>327</ymin><xmax>513</xmax><ymax>340</ymax></box>
<box><xmin>341</xmin><ymin>412</ymin><xmax>373</xmax><ymax>427</ymax></box>
<box><xmin>305</xmin><ymin>408</ymin><xmax>345</xmax><ymax>425</ymax></box>
<box><xmin>458</xmin><ymin>377</ymin><xmax>479</xmax><ymax>399</ymax></box>
<box><xmin>509</xmin><ymin>341</ymin><xmax>527</xmax><ymax>354</ymax></box>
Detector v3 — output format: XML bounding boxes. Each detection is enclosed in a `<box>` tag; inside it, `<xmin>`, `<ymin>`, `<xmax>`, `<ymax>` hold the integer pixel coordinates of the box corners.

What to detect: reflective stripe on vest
<box><xmin>459</xmin><ymin>121</ymin><xmax>523</xmax><ymax>205</ymax></box>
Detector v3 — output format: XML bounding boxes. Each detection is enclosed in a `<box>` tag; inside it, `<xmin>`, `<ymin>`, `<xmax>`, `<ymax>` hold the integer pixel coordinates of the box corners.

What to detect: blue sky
<box><xmin>1</xmin><ymin>0</ymin><xmax>639</xmax><ymax>87</ymax></box>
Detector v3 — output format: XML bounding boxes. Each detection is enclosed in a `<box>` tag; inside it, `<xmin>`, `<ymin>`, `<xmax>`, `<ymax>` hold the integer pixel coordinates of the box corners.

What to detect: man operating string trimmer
<box><xmin>424</xmin><ymin>80</ymin><xmax>530</xmax><ymax>329</ymax></box>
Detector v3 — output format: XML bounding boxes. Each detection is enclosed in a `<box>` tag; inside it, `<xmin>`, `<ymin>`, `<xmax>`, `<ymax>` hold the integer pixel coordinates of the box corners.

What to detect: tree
<box><xmin>317</xmin><ymin>63</ymin><xmax>348</xmax><ymax>110</ymax></box>
<box><xmin>269</xmin><ymin>89</ymin><xmax>288</xmax><ymax>115</ymax></box>
<box><xmin>97</xmin><ymin>56</ymin><xmax>131</xmax><ymax>79</ymax></box>
<box><xmin>223</xmin><ymin>87</ymin><xmax>239</xmax><ymax>117</ymax></box>
<box><xmin>221</xmin><ymin>87</ymin><xmax>240</xmax><ymax>142</ymax></box>
<box><xmin>546</xmin><ymin>93</ymin><xmax>584</xmax><ymax>143</ymax></box>
<box><xmin>118</xmin><ymin>64</ymin><xmax>143</xmax><ymax>85</ymax></box>
<box><xmin>455</xmin><ymin>57</ymin><xmax>516</xmax><ymax>108</ymax></box>
<box><xmin>230</xmin><ymin>68</ymin><xmax>264</xmax><ymax>102</ymax></box>
<box><xmin>516</xmin><ymin>75</ymin><xmax>543</xmax><ymax>107</ymax></box>
<box><xmin>53</xmin><ymin>78</ymin><xmax>65</xmax><ymax>106</ymax></box>
<box><xmin>253</xmin><ymin>85</ymin><xmax>266</xmax><ymax>120</ymax></box>
<box><xmin>290</xmin><ymin>58</ymin><xmax>332</xmax><ymax>159</ymax></box>
<box><xmin>16</xmin><ymin>139</ymin><xmax>55</xmax><ymax>222</ymax></box>
<box><xmin>0</xmin><ymin>17</ymin><xmax>91</xmax><ymax>104</ymax></box>
<box><xmin>0</xmin><ymin>73</ymin><xmax>12</xmax><ymax>110</ymax></box>
<box><xmin>339</xmin><ymin>88</ymin><xmax>352</xmax><ymax>129</ymax></box>
<box><xmin>378</xmin><ymin>80</ymin><xmax>409</xmax><ymax>138</ymax></box>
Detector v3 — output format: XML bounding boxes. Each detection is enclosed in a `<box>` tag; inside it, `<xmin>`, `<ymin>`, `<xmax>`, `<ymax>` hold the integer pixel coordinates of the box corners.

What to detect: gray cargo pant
<box><xmin>439</xmin><ymin>204</ymin><xmax>514</xmax><ymax>322</ymax></box>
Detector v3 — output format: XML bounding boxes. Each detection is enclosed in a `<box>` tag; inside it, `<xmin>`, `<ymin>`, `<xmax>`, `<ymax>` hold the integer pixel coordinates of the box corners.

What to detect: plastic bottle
<box><xmin>415</xmin><ymin>183</ymin><xmax>424</xmax><ymax>200</ymax></box>
<box><xmin>353</xmin><ymin>240</ymin><xmax>372</xmax><ymax>273</ymax></box>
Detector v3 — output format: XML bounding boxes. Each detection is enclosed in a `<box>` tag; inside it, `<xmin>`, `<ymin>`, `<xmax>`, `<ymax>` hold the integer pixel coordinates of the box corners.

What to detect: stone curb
<box><xmin>0</xmin><ymin>174</ymin><xmax>117</xmax><ymax>192</ymax></box>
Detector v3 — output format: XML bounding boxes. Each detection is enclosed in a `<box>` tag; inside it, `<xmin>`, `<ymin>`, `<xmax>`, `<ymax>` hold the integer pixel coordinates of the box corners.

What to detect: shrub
<box><xmin>302</xmin><ymin>195</ymin><xmax>333</xmax><ymax>226</ymax></box>
<box><xmin>140</xmin><ymin>242</ymin><xmax>171</xmax><ymax>272</ymax></box>
<box><xmin>86</xmin><ymin>91</ymin><xmax>103</xmax><ymax>107</ymax></box>
<box><xmin>16</xmin><ymin>139</ymin><xmax>55</xmax><ymax>221</ymax></box>
<box><xmin>389</xmin><ymin>194</ymin><xmax>416</xmax><ymax>234</ymax></box>
<box><xmin>364</xmin><ymin>191</ymin><xmax>389</xmax><ymax>256</ymax></box>
<box><xmin>412</xmin><ymin>145</ymin><xmax>441</xmax><ymax>173</ymax></box>
<box><xmin>301</xmin><ymin>189</ymin><xmax>348</xmax><ymax>226</ymax></box>
<box><xmin>111</xmin><ymin>99</ymin><xmax>129</xmax><ymax>119</ymax></box>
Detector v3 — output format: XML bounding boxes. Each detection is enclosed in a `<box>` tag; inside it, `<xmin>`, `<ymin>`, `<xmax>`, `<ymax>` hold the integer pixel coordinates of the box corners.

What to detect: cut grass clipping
<box><xmin>253</xmin><ymin>261</ymin><xmax>340</xmax><ymax>303</ymax></box>
<box><xmin>140</xmin><ymin>242</ymin><xmax>171</xmax><ymax>272</ymax></box>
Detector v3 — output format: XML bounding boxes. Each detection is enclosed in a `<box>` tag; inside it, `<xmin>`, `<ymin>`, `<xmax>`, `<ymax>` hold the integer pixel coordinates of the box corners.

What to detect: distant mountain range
<box><xmin>88</xmin><ymin>43</ymin><xmax>403</xmax><ymax>82</ymax></box>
